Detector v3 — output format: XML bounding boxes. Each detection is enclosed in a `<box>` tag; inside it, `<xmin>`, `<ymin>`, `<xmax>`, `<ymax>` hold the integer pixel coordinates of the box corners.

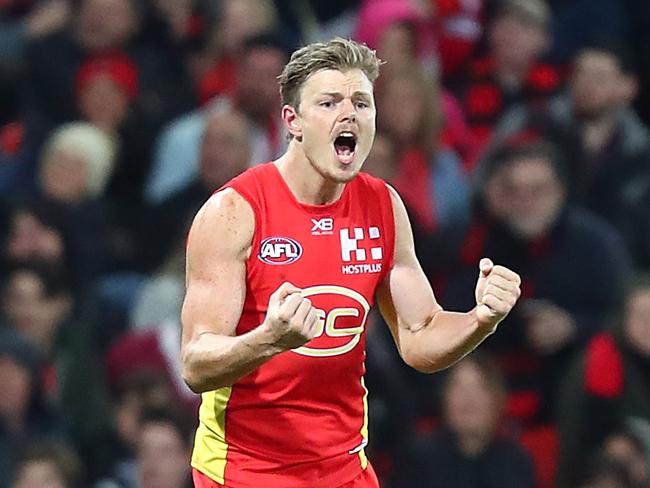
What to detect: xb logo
<box><xmin>311</xmin><ymin>217</ymin><xmax>334</xmax><ymax>235</ymax></box>
<box><xmin>292</xmin><ymin>285</ymin><xmax>370</xmax><ymax>357</ymax></box>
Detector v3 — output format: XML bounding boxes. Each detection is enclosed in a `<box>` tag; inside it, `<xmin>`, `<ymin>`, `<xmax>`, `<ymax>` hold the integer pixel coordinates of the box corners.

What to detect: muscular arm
<box><xmin>180</xmin><ymin>189</ymin><xmax>280</xmax><ymax>393</ymax></box>
<box><xmin>376</xmin><ymin>187</ymin><xmax>520</xmax><ymax>373</ymax></box>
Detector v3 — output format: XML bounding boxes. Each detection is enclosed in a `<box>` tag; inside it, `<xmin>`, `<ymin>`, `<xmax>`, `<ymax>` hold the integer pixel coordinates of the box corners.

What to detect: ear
<box><xmin>282</xmin><ymin>105</ymin><xmax>302</xmax><ymax>139</ymax></box>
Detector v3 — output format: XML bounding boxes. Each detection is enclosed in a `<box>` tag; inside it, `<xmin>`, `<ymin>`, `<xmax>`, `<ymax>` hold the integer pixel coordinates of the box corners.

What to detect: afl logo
<box><xmin>258</xmin><ymin>237</ymin><xmax>303</xmax><ymax>265</ymax></box>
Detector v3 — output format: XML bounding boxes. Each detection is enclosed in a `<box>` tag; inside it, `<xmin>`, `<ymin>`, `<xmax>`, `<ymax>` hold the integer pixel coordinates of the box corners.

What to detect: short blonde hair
<box><xmin>278</xmin><ymin>37</ymin><xmax>382</xmax><ymax>110</ymax></box>
<box><xmin>41</xmin><ymin>122</ymin><xmax>116</xmax><ymax>198</ymax></box>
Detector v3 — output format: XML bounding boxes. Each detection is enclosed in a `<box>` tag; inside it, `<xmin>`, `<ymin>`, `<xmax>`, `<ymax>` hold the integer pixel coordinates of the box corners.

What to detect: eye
<box><xmin>355</xmin><ymin>101</ymin><xmax>369</xmax><ymax>109</ymax></box>
<box><xmin>319</xmin><ymin>100</ymin><xmax>334</xmax><ymax>108</ymax></box>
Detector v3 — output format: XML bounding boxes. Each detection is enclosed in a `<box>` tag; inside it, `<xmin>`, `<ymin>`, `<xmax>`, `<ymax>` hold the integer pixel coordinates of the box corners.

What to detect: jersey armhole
<box><xmin>379</xmin><ymin>181</ymin><xmax>397</xmax><ymax>282</ymax></box>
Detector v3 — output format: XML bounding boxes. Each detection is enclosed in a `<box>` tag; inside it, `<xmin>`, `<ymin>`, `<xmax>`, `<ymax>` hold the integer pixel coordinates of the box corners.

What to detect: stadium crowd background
<box><xmin>1</xmin><ymin>0</ymin><xmax>650</xmax><ymax>486</ymax></box>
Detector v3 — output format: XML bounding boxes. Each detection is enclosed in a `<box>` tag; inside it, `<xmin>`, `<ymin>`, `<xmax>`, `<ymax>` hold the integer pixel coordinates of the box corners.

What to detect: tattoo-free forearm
<box><xmin>399</xmin><ymin>308</ymin><xmax>496</xmax><ymax>373</ymax></box>
<box><xmin>181</xmin><ymin>326</ymin><xmax>283</xmax><ymax>393</ymax></box>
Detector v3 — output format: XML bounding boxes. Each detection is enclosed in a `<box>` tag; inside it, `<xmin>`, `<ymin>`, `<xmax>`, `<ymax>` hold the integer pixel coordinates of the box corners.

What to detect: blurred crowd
<box><xmin>1</xmin><ymin>0</ymin><xmax>650</xmax><ymax>486</ymax></box>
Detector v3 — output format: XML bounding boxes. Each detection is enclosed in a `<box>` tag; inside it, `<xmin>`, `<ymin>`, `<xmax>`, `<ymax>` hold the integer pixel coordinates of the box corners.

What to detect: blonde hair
<box><xmin>278</xmin><ymin>37</ymin><xmax>382</xmax><ymax>110</ymax></box>
<box><xmin>41</xmin><ymin>122</ymin><xmax>116</xmax><ymax>198</ymax></box>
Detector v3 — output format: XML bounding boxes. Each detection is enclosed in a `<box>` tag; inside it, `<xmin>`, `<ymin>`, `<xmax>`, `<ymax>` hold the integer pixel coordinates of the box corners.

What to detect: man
<box><xmin>181</xmin><ymin>38</ymin><xmax>521</xmax><ymax>488</ymax></box>
<box><xmin>445</xmin><ymin>140</ymin><xmax>630</xmax><ymax>424</ymax></box>
<box><xmin>137</xmin><ymin>409</ymin><xmax>193</xmax><ymax>488</ymax></box>
<box><xmin>494</xmin><ymin>42</ymin><xmax>650</xmax><ymax>268</ymax></box>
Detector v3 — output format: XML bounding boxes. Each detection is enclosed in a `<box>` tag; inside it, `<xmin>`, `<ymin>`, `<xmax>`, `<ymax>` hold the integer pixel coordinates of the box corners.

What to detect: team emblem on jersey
<box><xmin>292</xmin><ymin>285</ymin><xmax>370</xmax><ymax>358</ymax></box>
<box><xmin>258</xmin><ymin>237</ymin><xmax>303</xmax><ymax>265</ymax></box>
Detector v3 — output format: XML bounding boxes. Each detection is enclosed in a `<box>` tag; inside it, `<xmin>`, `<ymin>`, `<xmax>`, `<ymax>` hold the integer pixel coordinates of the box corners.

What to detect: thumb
<box><xmin>272</xmin><ymin>281</ymin><xmax>302</xmax><ymax>304</ymax></box>
<box><xmin>479</xmin><ymin>258</ymin><xmax>493</xmax><ymax>278</ymax></box>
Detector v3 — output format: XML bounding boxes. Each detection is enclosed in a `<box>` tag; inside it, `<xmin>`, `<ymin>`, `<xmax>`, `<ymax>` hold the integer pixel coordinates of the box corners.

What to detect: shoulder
<box><xmin>187</xmin><ymin>188</ymin><xmax>254</xmax><ymax>260</ymax></box>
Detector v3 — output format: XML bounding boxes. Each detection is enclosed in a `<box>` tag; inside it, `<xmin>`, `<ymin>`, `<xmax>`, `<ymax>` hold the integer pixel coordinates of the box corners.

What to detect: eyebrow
<box><xmin>320</xmin><ymin>91</ymin><xmax>373</xmax><ymax>99</ymax></box>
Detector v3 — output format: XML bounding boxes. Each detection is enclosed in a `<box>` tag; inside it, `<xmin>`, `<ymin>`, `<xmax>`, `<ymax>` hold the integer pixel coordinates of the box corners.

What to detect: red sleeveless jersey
<box><xmin>191</xmin><ymin>162</ymin><xmax>395</xmax><ymax>488</ymax></box>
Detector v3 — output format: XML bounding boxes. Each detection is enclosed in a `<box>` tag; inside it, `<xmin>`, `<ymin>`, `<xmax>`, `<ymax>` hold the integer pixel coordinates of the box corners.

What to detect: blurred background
<box><xmin>1</xmin><ymin>0</ymin><xmax>650</xmax><ymax>486</ymax></box>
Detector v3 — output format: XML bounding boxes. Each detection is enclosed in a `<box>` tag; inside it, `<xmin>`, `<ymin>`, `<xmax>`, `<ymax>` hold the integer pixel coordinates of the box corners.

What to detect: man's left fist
<box><xmin>474</xmin><ymin>257</ymin><xmax>521</xmax><ymax>329</ymax></box>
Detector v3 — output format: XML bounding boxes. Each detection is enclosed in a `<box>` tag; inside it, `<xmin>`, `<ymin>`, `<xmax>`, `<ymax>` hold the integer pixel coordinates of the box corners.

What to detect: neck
<box><xmin>456</xmin><ymin>431</ymin><xmax>491</xmax><ymax>457</ymax></box>
<box><xmin>274</xmin><ymin>141</ymin><xmax>346</xmax><ymax>205</ymax></box>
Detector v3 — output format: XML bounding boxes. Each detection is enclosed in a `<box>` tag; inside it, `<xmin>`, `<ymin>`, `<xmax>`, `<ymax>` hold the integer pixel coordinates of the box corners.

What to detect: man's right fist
<box><xmin>263</xmin><ymin>282</ymin><xmax>320</xmax><ymax>351</ymax></box>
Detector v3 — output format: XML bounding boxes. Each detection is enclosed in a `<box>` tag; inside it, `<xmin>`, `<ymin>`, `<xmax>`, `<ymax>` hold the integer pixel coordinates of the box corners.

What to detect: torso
<box><xmin>191</xmin><ymin>163</ymin><xmax>395</xmax><ymax>488</ymax></box>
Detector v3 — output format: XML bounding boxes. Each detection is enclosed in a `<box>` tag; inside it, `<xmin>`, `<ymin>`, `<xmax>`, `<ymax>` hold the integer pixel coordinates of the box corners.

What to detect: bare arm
<box><xmin>376</xmin><ymin>186</ymin><xmax>521</xmax><ymax>373</ymax></box>
<box><xmin>181</xmin><ymin>189</ymin><xmax>319</xmax><ymax>393</ymax></box>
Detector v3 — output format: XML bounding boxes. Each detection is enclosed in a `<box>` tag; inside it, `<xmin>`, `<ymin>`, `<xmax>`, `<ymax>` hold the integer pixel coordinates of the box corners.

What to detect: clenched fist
<box><xmin>474</xmin><ymin>258</ymin><xmax>521</xmax><ymax>330</ymax></box>
<box><xmin>262</xmin><ymin>282</ymin><xmax>321</xmax><ymax>351</ymax></box>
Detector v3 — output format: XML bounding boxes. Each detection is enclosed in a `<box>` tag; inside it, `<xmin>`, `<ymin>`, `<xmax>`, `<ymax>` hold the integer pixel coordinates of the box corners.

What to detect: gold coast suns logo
<box><xmin>292</xmin><ymin>285</ymin><xmax>370</xmax><ymax>358</ymax></box>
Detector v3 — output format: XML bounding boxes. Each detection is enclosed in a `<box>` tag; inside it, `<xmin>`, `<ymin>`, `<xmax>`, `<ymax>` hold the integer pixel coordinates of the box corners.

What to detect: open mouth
<box><xmin>334</xmin><ymin>132</ymin><xmax>357</xmax><ymax>164</ymax></box>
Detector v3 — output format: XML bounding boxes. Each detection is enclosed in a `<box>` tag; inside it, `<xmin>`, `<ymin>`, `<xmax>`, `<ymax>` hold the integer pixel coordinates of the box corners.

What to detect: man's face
<box><xmin>493</xmin><ymin>157</ymin><xmax>566</xmax><ymax>239</ymax></box>
<box><xmin>138</xmin><ymin>423</ymin><xmax>189</xmax><ymax>488</ymax></box>
<box><xmin>490</xmin><ymin>15</ymin><xmax>547</xmax><ymax>70</ymax></box>
<box><xmin>237</xmin><ymin>47</ymin><xmax>285</xmax><ymax>119</ymax></box>
<box><xmin>77</xmin><ymin>0</ymin><xmax>136</xmax><ymax>52</ymax></box>
<box><xmin>571</xmin><ymin>51</ymin><xmax>631</xmax><ymax>119</ymax></box>
<box><xmin>291</xmin><ymin>68</ymin><xmax>376</xmax><ymax>183</ymax></box>
<box><xmin>40</xmin><ymin>149</ymin><xmax>89</xmax><ymax>203</ymax></box>
<box><xmin>443</xmin><ymin>362</ymin><xmax>502</xmax><ymax>439</ymax></box>
<box><xmin>78</xmin><ymin>76</ymin><xmax>130</xmax><ymax>132</ymax></box>
<box><xmin>2</xmin><ymin>271</ymin><xmax>67</xmax><ymax>353</ymax></box>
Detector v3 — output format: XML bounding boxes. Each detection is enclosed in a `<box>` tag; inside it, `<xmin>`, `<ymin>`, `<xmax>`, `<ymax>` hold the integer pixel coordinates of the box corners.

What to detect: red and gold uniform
<box><xmin>191</xmin><ymin>163</ymin><xmax>394</xmax><ymax>487</ymax></box>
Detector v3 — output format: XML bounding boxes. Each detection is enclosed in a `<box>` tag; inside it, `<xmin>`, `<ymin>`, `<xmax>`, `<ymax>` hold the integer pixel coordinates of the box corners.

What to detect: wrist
<box><xmin>254</xmin><ymin>321</ymin><xmax>285</xmax><ymax>356</ymax></box>
<box><xmin>472</xmin><ymin>307</ymin><xmax>500</xmax><ymax>334</ymax></box>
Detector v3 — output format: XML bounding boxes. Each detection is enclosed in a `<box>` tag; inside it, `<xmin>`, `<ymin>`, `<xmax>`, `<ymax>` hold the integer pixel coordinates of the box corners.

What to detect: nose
<box><xmin>340</xmin><ymin>99</ymin><xmax>357</xmax><ymax>123</ymax></box>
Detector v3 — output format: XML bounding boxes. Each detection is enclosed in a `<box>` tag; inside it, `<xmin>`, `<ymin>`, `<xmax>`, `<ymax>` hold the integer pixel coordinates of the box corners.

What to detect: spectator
<box><xmin>145</xmin><ymin>34</ymin><xmax>287</xmax><ymax>204</ymax></box>
<box><xmin>444</xmin><ymin>140</ymin><xmax>631</xmax><ymax>424</ymax></box>
<box><xmin>354</xmin><ymin>0</ymin><xmax>427</xmax><ymax>77</ymax></box>
<box><xmin>0</xmin><ymin>328</ymin><xmax>61</xmax><ymax>487</ymax></box>
<box><xmin>600</xmin><ymin>429</ymin><xmax>650</xmax><ymax>488</ymax></box>
<box><xmin>354</xmin><ymin>0</ymin><xmax>480</xmax><ymax>169</ymax></box>
<box><xmin>100</xmin><ymin>407</ymin><xmax>193</xmax><ymax>488</ymax></box>
<box><xmin>21</xmin><ymin>0</ymin><xmax>194</xmax><ymax>192</ymax></box>
<box><xmin>145</xmin><ymin>105</ymin><xmax>251</xmax><ymax>269</ymax></box>
<box><xmin>396</xmin><ymin>352</ymin><xmax>535</xmax><ymax>488</ymax></box>
<box><xmin>98</xmin><ymin>371</ymin><xmax>180</xmax><ymax>488</ymax></box>
<box><xmin>377</xmin><ymin>66</ymin><xmax>471</xmax><ymax>277</ymax></box>
<box><xmin>35</xmin><ymin>123</ymin><xmax>115</xmax><ymax>280</ymax></box>
<box><xmin>197</xmin><ymin>0</ymin><xmax>279</xmax><ymax>101</ymax></box>
<box><xmin>377</xmin><ymin>66</ymin><xmax>470</xmax><ymax>231</ymax></box>
<box><xmin>454</xmin><ymin>0</ymin><xmax>559</xmax><ymax>150</ymax></box>
<box><xmin>1</xmin><ymin>200</ymin><xmax>67</xmax><ymax>268</ymax></box>
<box><xmin>1</xmin><ymin>261</ymin><xmax>113</xmax><ymax>480</ymax></box>
<box><xmin>577</xmin><ymin>456</ymin><xmax>636</xmax><ymax>488</ymax></box>
<box><xmin>556</xmin><ymin>276</ymin><xmax>650</xmax><ymax>487</ymax></box>
<box><xmin>136</xmin><ymin>409</ymin><xmax>193</xmax><ymax>488</ymax></box>
<box><xmin>11</xmin><ymin>441</ymin><xmax>82</xmax><ymax>488</ymax></box>
<box><xmin>495</xmin><ymin>41</ymin><xmax>650</xmax><ymax>268</ymax></box>
<box><xmin>39</xmin><ymin>122</ymin><xmax>116</xmax><ymax>204</ymax></box>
